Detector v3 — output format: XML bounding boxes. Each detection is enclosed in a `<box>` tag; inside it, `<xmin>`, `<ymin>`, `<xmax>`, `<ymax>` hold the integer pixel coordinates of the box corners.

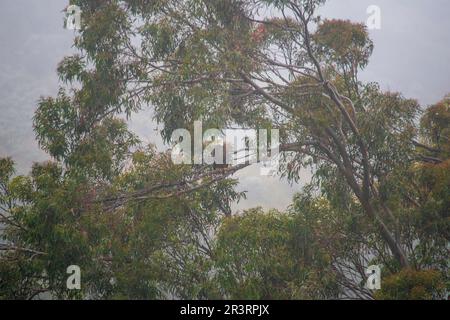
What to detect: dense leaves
<box><xmin>1</xmin><ymin>0</ymin><xmax>448</xmax><ymax>299</ymax></box>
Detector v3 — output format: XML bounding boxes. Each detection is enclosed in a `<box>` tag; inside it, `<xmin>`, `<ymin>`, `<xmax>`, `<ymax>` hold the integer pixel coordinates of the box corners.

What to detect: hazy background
<box><xmin>1</xmin><ymin>0</ymin><xmax>449</xmax><ymax>211</ymax></box>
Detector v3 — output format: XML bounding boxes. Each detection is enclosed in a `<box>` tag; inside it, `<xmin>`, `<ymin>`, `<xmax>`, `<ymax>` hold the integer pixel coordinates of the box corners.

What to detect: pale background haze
<box><xmin>0</xmin><ymin>0</ymin><xmax>449</xmax><ymax>211</ymax></box>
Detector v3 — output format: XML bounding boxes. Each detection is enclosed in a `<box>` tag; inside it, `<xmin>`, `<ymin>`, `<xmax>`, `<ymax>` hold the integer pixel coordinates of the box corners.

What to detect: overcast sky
<box><xmin>0</xmin><ymin>0</ymin><xmax>449</xmax><ymax>211</ymax></box>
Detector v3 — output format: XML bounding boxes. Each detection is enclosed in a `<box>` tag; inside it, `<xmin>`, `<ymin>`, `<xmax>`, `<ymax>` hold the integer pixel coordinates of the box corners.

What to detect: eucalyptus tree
<box><xmin>46</xmin><ymin>0</ymin><xmax>422</xmax><ymax>266</ymax></box>
<box><xmin>1</xmin><ymin>0</ymin><xmax>447</xmax><ymax>299</ymax></box>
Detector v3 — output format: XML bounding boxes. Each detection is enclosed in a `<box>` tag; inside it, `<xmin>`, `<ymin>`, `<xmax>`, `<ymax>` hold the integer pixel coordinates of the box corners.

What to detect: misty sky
<box><xmin>0</xmin><ymin>0</ymin><xmax>449</xmax><ymax>211</ymax></box>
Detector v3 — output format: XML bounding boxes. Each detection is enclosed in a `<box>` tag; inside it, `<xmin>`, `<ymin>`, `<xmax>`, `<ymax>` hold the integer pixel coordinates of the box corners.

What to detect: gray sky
<box><xmin>0</xmin><ymin>0</ymin><xmax>449</xmax><ymax>211</ymax></box>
